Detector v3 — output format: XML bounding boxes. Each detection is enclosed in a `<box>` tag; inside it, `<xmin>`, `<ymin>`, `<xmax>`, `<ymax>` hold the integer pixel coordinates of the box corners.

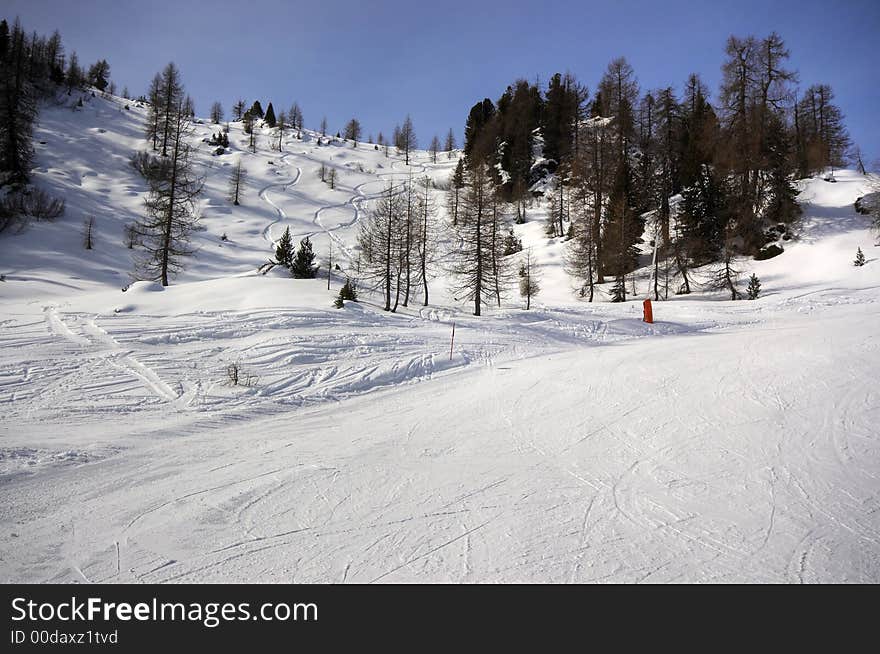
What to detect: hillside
<box><xmin>1</xmin><ymin>92</ymin><xmax>879</xmax><ymax>583</ymax></box>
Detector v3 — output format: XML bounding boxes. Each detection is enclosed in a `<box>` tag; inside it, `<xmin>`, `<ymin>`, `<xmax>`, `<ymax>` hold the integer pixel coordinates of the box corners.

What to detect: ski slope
<box><xmin>1</xmin><ymin>92</ymin><xmax>879</xmax><ymax>583</ymax></box>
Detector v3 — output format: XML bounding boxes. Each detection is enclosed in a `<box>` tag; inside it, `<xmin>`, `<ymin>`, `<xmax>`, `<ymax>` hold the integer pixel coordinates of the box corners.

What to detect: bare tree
<box><xmin>519</xmin><ymin>248</ymin><xmax>541</xmax><ymax>309</ymax></box>
<box><xmin>358</xmin><ymin>182</ymin><xmax>405</xmax><ymax>311</ymax></box>
<box><xmin>449</xmin><ymin>163</ymin><xmax>506</xmax><ymax>316</ymax></box>
<box><xmin>232</xmin><ymin>98</ymin><xmax>247</xmax><ymax>121</ymax></box>
<box><xmin>444</xmin><ymin>128</ymin><xmax>456</xmax><ymax>158</ymax></box>
<box><xmin>399</xmin><ymin>115</ymin><xmax>417</xmax><ymax>165</ymax></box>
<box><xmin>82</xmin><ymin>216</ymin><xmax>95</xmax><ymax>250</ymax></box>
<box><xmin>228</xmin><ymin>159</ymin><xmax>247</xmax><ymax>206</ymax></box>
<box><xmin>157</xmin><ymin>62</ymin><xmax>184</xmax><ymax>157</ymax></box>
<box><xmin>134</xmin><ymin>95</ymin><xmax>204</xmax><ymax>286</ymax></box>
<box><xmin>415</xmin><ymin>175</ymin><xmax>439</xmax><ymax>305</ymax></box>
<box><xmin>344</xmin><ymin>118</ymin><xmax>362</xmax><ymax>146</ymax></box>
<box><xmin>320</xmin><ymin>115</ymin><xmax>327</xmax><ymax>136</ymax></box>
<box><xmin>429</xmin><ymin>135</ymin><xmax>441</xmax><ymax>163</ymax></box>
<box><xmin>210</xmin><ymin>101</ymin><xmax>223</xmax><ymax>124</ymax></box>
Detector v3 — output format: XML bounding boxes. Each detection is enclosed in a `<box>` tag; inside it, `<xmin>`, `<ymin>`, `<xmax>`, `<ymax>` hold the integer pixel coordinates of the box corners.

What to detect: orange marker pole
<box><xmin>643</xmin><ymin>299</ymin><xmax>653</xmax><ymax>324</ymax></box>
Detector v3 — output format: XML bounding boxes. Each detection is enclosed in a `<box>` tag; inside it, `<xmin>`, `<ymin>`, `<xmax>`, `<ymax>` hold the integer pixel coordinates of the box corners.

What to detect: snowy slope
<box><xmin>1</xmin><ymin>94</ymin><xmax>879</xmax><ymax>583</ymax></box>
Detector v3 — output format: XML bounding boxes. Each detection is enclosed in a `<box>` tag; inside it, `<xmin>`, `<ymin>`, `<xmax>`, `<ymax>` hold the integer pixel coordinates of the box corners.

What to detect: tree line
<box><xmin>457</xmin><ymin>32</ymin><xmax>853</xmax><ymax>303</ymax></box>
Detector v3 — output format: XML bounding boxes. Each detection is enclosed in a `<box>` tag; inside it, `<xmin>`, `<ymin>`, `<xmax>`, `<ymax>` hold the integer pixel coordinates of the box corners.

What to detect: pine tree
<box><xmin>290</xmin><ymin>236</ymin><xmax>318</xmax><ymax>278</ymax></box>
<box><xmin>264</xmin><ymin>102</ymin><xmax>276</xmax><ymax>128</ymax></box>
<box><xmin>334</xmin><ymin>278</ymin><xmax>358</xmax><ymax>308</ymax></box>
<box><xmin>854</xmin><ymin>247</ymin><xmax>866</xmax><ymax>267</ymax></box>
<box><xmin>274</xmin><ymin>226</ymin><xmax>294</xmax><ymax>268</ymax></box>
<box><xmin>746</xmin><ymin>273</ymin><xmax>761</xmax><ymax>299</ymax></box>
<box><xmin>65</xmin><ymin>50</ymin><xmax>83</xmax><ymax>92</ymax></box>
<box><xmin>87</xmin><ymin>59</ymin><xmax>110</xmax><ymax>91</ymax></box>
<box><xmin>0</xmin><ymin>20</ymin><xmax>36</xmax><ymax>184</ymax></box>
<box><xmin>249</xmin><ymin>100</ymin><xmax>263</xmax><ymax>119</ymax></box>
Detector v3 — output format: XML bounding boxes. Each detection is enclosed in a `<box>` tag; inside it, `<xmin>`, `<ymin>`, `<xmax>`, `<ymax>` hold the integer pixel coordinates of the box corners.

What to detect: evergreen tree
<box><xmin>290</xmin><ymin>236</ymin><xmax>318</xmax><ymax>278</ymax></box>
<box><xmin>65</xmin><ymin>50</ymin><xmax>83</xmax><ymax>92</ymax></box>
<box><xmin>87</xmin><ymin>59</ymin><xmax>110</xmax><ymax>91</ymax></box>
<box><xmin>747</xmin><ymin>273</ymin><xmax>761</xmax><ymax>299</ymax></box>
<box><xmin>463</xmin><ymin>98</ymin><xmax>496</xmax><ymax>167</ymax></box>
<box><xmin>854</xmin><ymin>247</ymin><xmax>865</xmax><ymax>267</ymax></box>
<box><xmin>264</xmin><ymin>102</ymin><xmax>276</xmax><ymax>128</ymax></box>
<box><xmin>0</xmin><ymin>19</ymin><xmax>36</xmax><ymax>184</ymax></box>
<box><xmin>334</xmin><ymin>278</ymin><xmax>358</xmax><ymax>308</ymax></box>
<box><xmin>249</xmin><ymin>100</ymin><xmax>263</xmax><ymax>119</ymax></box>
<box><xmin>274</xmin><ymin>226</ymin><xmax>294</xmax><ymax>268</ymax></box>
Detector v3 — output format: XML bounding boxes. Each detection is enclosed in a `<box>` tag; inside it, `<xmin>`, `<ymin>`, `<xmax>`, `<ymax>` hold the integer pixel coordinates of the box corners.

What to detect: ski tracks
<box><xmin>42</xmin><ymin>306</ymin><xmax>187</xmax><ymax>408</ymax></box>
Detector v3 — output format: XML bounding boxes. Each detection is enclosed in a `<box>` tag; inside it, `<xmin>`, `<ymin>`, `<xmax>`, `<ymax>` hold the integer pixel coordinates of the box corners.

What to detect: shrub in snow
<box><xmin>226</xmin><ymin>361</ymin><xmax>257</xmax><ymax>387</ymax></box>
<box><xmin>747</xmin><ymin>274</ymin><xmax>761</xmax><ymax>300</ymax></box>
<box><xmin>334</xmin><ymin>278</ymin><xmax>358</xmax><ymax>308</ymax></box>
<box><xmin>503</xmin><ymin>229</ymin><xmax>522</xmax><ymax>255</ymax></box>
<box><xmin>0</xmin><ymin>190</ymin><xmax>65</xmax><ymax>233</ymax></box>
<box><xmin>854</xmin><ymin>247</ymin><xmax>866</xmax><ymax>267</ymax></box>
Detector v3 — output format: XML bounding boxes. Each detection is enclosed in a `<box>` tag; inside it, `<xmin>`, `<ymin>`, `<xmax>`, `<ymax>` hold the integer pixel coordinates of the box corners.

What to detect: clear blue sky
<box><xmin>6</xmin><ymin>0</ymin><xmax>880</xmax><ymax>163</ymax></box>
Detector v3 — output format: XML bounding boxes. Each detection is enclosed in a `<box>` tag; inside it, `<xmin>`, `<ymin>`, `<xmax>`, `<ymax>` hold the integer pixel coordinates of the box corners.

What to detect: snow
<box><xmin>1</xmin><ymin>92</ymin><xmax>879</xmax><ymax>583</ymax></box>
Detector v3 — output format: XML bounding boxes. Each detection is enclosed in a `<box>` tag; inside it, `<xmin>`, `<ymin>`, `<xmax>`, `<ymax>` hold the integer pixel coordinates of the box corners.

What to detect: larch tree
<box><xmin>135</xmin><ymin>94</ymin><xmax>204</xmax><ymax>286</ymax></box>
<box><xmin>519</xmin><ymin>248</ymin><xmax>541</xmax><ymax>309</ymax></box>
<box><xmin>444</xmin><ymin>128</ymin><xmax>456</xmax><ymax>158</ymax></box>
<box><xmin>449</xmin><ymin>163</ymin><xmax>505</xmax><ymax>316</ymax></box>
<box><xmin>344</xmin><ymin>118</ymin><xmax>361</xmax><ymax>146</ymax></box>
<box><xmin>232</xmin><ymin>98</ymin><xmax>246</xmax><ymax>121</ymax></box>
<box><xmin>358</xmin><ymin>182</ymin><xmax>405</xmax><ymax>311</ymax></box>
<box><xmin>227</xmin><ymin>159</ymin><xmax>246</xmax><ymax>206</ymax></box>
<box><xmin>429</xmin><ymin>135</ymin><xmax>441</xmax><ymax>163</ymax></box>
<box><xmin>210</xmin><ymin>101</ymin><xmax>223</xmax><ymax>124</ymax></box>
<box><xmin>399</xmin><ymin>115</ymin><xmax>417</xmax><ymax>165</ymax></box>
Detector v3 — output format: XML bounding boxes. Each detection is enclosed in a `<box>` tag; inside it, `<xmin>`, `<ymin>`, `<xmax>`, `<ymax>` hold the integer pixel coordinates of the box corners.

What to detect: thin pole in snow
<box><xmin>449</xmin><ymin>322</ymin><xmax>455</xmax><ymax>361</ymax></box>
<box><xmin>327</xmin><ymin>242</ymin><xmax>332</xmax><ymax>291</ymax></box>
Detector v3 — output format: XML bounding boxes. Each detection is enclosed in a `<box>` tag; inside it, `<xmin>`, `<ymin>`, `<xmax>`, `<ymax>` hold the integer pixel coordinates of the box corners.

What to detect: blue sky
<box><xmin>6</xmin><ymin>0</ymin><xmax>880</xmax><ymax>163</ymax></box>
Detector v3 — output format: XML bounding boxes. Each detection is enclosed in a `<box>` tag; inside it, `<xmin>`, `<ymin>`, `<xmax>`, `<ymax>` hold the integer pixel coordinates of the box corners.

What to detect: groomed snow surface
<box><xmin>1</xmin><ymin>93</ymin><xmax>879</xmax><ymax>583</ymax></box>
